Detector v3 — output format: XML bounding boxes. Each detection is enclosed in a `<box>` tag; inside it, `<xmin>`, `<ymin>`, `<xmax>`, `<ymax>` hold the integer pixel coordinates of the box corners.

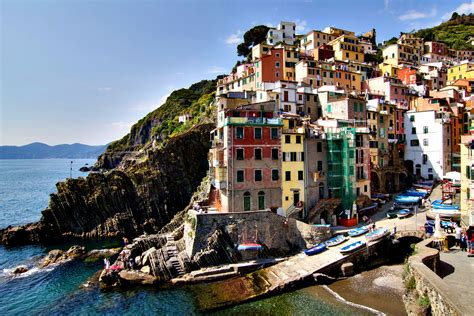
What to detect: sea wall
<box><xmin>184</xmin><ymin>210</ymin><xmax>332</xmax><ymax>259</ymax></box>
<box><xmin>404</xmin><ymin>238</ymin><xmax>465</xmax><ymax>316</ymax></box>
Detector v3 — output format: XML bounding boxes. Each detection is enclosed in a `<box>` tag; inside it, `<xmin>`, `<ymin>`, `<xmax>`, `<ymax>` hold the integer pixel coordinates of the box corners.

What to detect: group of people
<box><xmin>454</xmin><ymin>224</ymin><xmax>469</xmax><ymax>252</ymax></box>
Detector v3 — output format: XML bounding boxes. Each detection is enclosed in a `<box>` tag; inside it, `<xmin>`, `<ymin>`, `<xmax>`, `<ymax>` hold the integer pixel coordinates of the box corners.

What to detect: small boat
<box><xmin>304</xmin><ymin>243</ymin><xmax>327</xmax><ymax>256</ymax></box>
<box><xmin>313</xmin><ymin>224</ymin><xmax>331</xmax><ymax>228</ymax></box>
<box><xmin>347</xmin><ymin>226</ymin><xmax>369</xmax><ymax>237</ymax></box>
<box><xmin>397</xmin><ymin>209</ymin><xmax>412</xmax><ymax>218</ymax></box>
<box><xmin>431</xmin><ymin>200</ymin><xmax>460</xmax><ymax>211</ymax></box>
<box><xmin>366</xmin><ymin>227</ymin><xmax>390</xmax><ymax>242</ymax></box>
<box><xmin>404</xmin><ymin>190</ymin><xmax>427</xmax><ymax>197</ymax></box>
<box><xmin>325</xmin><ymin>235</ymin><xmax>347</xmax><ymax>247</ymax></box>
<box><xmin>395</xmin><ymin>194</ymin><xmax>420</xmax><ymax>204</ymax></box>
<box><xmin>386</xmin><ymin>208</ymin><xmax>399</xmax><ymax>219</ymax></box>
<box><xmin>237</xmin><ymin>243</ymin><xmax>263</xmax><ymax>251</ymax></box>
<box><xmin>340</xmin><ymin>241</ymin><xmax>366</xmax><ymax>254</ymax></box>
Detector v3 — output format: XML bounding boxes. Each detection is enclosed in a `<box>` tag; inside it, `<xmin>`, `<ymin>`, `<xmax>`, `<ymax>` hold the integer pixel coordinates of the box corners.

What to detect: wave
<box><xmin>320</xmin><ymin>285</ymin><xmax>386</xmax><ymax>316</ymax></box>
<box><xmin>2</xmin><ymin>266</ymin><xmax>55</xmax><ymax>279</ymax></box>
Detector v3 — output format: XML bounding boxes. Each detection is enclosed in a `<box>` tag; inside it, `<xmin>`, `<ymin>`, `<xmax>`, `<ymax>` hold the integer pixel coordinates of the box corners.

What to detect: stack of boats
<box><xmin>304</xmin><ymin>226</ymin><xmax>390</xmax><ymax>256</ymax></box>
<box><xmin>428</xmin><ymin>199</ymin><xmax>460</xmax><ymax>220</ymax></box>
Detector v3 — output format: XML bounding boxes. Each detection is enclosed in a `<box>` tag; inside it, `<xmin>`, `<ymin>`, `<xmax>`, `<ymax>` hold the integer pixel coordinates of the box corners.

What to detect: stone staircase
<box><xmin>165</xmin><ymin>235</ymin><xmax>185</xmax><ymax>276</ymax></box>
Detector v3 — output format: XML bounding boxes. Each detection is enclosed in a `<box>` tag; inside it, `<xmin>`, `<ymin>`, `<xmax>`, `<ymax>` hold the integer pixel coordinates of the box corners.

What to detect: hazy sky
<box><xmin>1</xmin><ymin>0</ymin><xmax>472</xmax><ymax>145</ymax></box>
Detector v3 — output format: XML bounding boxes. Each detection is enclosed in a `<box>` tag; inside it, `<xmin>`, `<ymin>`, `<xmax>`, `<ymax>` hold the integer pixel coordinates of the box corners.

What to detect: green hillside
<box><xmin>414</xmin><ymin>13</ymin><xmax>474</xmax><ymax>50</ymax></box>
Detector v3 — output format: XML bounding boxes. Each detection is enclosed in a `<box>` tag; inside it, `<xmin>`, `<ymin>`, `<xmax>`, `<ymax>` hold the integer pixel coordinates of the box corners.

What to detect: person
<box><xmin>123</xmin><ymin>237</ymin><xmax>129</xmax><ymax>247</ymax></box>
<box><xmin>392</xmin><ymin>223</ymin><xmax>397</xmax><ymax>236</ymax></box>
<box><xmin>104</xmin><ymin>258</ymin><xmax>110</xmax><ymax>270</ymax></box>
<box><xmin>461</xmin><ymin>230</ymin><xmax>467</xmax><ymax>252</ymax></box>
<box><xmin>455</xmin><ymin>224</ymin><xmax>462</xmax><ymax>248</ymax></box>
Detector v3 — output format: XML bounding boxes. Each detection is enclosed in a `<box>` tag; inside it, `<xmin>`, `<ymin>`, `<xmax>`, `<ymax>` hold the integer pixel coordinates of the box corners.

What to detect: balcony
<box><xmin>225</xmin><ymin>117</ymin><xmax>283</xmax><ymax>126</ymax></box>
<box><xmin>284</xmin><ymin>127</ymin><xmax>305</xmax><ymax>134</ymax></box>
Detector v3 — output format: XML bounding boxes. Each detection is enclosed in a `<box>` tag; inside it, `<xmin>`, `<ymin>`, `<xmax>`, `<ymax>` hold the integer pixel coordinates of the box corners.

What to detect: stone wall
<box><xmin>405</xmin><ymin>238</ymin><xmax>465</xmax><ymax>316</ymax></box>
<box><xmin>184</xmin><ymin>210</ymin><xmax>332</xmax><ymax>259</ymax></box>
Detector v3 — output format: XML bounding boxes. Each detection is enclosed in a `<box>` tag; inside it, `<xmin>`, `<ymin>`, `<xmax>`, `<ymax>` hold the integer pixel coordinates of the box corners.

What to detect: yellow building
<box><xmin>281</xmin><ymin>117</ymin><xmax>306</xmax><ymax>214</ymax></box>
<box><xmin>382</xmin><ymin>44</ymin><xmax>418</xmax><ymax>66</ymax></box>
<box><xmin>447</xmin><ymin>61</ymin><xmax>474</xmax><ymax>84</ymax></box>
<box><xmin>460</xmin><ymin>134</ymin><xmax>474</xmax><ymax>227</ymax></box>
<box><xmin>328</xmin><ymin>34</ymin><xmax>364</xmax><ymax>62</ymax></box>
<box><xmin>378</xmin><ymin>62</ymin><xmax>399</xmax><ymax>77</ymax></box>
<box><xmin>279</xmin><ymin>45</ymin><xmax>299</xmax><ymax>81</ymax></box>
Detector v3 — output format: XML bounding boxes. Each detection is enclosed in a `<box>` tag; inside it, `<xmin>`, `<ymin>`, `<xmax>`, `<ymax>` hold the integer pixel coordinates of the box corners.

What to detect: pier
<box><xmin>191</xmin><ymin>233</ymin><xmax>392</xmax><ymax>312</ymax></box>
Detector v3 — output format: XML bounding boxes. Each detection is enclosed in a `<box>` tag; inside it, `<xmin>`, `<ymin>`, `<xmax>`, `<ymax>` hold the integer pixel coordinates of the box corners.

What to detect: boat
<box><xmin>340</xmin><ymin>241</ymin><xmax>366</xmax><ymax>254</ymax></box>
<box><xmin>325</xmin><ymin>235</ymin><xmax>347</xmax><ymax>247</ymax></box>
<box><xmin>304</xmin><ymin>243</ymin><xmax>327</xmax><ymax>256</ymax></box>
<box><xmin>431</xmin><ymin>199</ymin><xmax>460</xmax><ymax>211</ymax></box>
<box><xmin>394</xmin><ymin>194</ymin><xmax>420</xmax><ymax>204</ymax></box>
<box><xmin>386</xmin><ymin>208</ymin><xmax>399</xmax><ymax>219</ymax></box>
<box><xmin>313</xmin><ymin>224</ymin><xmax>331</xmax><ymax>228</ymax></box>
<box><xmin>237</xmin><ymin>243</ymin><xmax>263</xmax><ymax>251</ymax></box>
<box><xmin>347</xmin><ymin>226</ymin><xmax>369</xmax><ymax>237</ymax></box>
<box><xmin>397</xmin><ymin>208</ymin><xmax>412</xmax><ymax>218</ymax></box>
<box><xmin>404</xmin><ymin>190</ymin><xmax>428</xmax><ymax>197</ymax></box>
<box><xmin>366</xmin><ymin>227</ymin><xmax>390</xmax><ymax>242</ymax></box>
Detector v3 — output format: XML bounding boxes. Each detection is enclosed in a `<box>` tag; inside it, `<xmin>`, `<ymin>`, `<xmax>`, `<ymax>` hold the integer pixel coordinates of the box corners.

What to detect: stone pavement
<box><xmin>439</xmin><ymin>248</ymin><xmax>474</xmax><ymax>311</ymax></box>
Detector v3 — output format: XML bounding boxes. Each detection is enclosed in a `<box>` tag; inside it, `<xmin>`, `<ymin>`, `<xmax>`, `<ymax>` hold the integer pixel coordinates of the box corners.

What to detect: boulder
<box><xmin>140</xmin><ymin>265</ymin><xmax>151</xmax><ymax>274</ymax></box>
<box><xmin>13</xmin><ymin>265</ymin><xmax>29</xmax><ymax>274</ymax></box>
<box><xmin>118</xmin><ymin>270</ymin><xmax>157</xmax><ymax>285</ymax></box>
<box><xmin>84</xmin><ymin>248</ymin><xmax>121</xmax><ymax>262</ymax></box>
<box><xmin>41</xmin><ymin>245</ymin><xmax>86</xmax><ymax>267</ymax></box>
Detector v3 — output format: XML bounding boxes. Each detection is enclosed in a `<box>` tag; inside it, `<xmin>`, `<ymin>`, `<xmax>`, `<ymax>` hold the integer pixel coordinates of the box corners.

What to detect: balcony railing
<box><xmin>225</xmin><ymin>117</ymin><xmax>283</xmax><ymax>126</ymax></box>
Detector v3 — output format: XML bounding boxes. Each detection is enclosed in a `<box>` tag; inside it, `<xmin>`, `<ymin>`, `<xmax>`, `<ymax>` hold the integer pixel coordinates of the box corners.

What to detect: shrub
<box><xmin>418</xmin><ymin>294</ymin><xmax>431</xmax><ymax>309</ymax></box>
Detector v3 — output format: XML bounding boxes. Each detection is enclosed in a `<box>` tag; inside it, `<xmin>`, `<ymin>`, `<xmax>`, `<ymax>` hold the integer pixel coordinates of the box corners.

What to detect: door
<box><xmin>243</xmin><ymin>192</ymin><xmax>251</xmax><ymax>211</ymax></box>
<box><xmin>258</xmin><ymin>191</ymin><xmax>265</xmax><ymax>210</ymax></box>
<box><xmin>293</xmin><ymin>191</ymin><xmax>300</xmax><ymax>206</ymax></box>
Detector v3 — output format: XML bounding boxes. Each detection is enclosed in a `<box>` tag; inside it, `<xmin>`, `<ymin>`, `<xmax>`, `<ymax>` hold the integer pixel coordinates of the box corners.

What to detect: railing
<box><xmin>225</xmin><ymin>117</ymin><xmax>283</xmax><ymax>126</ymax></box>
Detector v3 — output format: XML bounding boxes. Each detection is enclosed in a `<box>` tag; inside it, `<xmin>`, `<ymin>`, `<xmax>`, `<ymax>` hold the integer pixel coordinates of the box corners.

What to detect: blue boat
<box><xmin>397</xmin><ymin>208</ymin><xmax>412</xmax><ymax>218</ymax></box>
<box><xmin>304</xmin><ymin>243</ymin><xmax>327</xmax><ymax>256</ymax></box>
<box><xmin>325</xmin><ymin>235</ymin><xmax>347</xmax><ymax>247</ymax></box>
<box><xmin>431</xmin><ymin>200</ymin><xmax>459</xmax><ymax>211</ymax></box>
<box><xmin>340</xmin><ymin>241</ymin><xmax>366</xmax><ymax>253</ymax></box>
<box><xmin>405</xmin><ymin>190</ymin><xmax>427</xmax><ymax>197</ymax></box>
<box><xmin>347</xmin><ymin>226</ymin><xmax>369</xmax><ymax>237</ymax></box>
<box><xmin>395</xmin><ymin>194</ymin><xmax>420</xmax><ymax>203</ymax></box>
<box><xmin>237</xmin><ymin>243</ymin><xmax>263</xmax><ymax>251</ymax></box>
<box><xmin>313</xmin><ymin>224</ymin><xmax>331</xmax><ymax>228</ymax></box>
<box><xmin>366</xmin><ymin>227</ymin><xmax>390</xmax><ymax>242</ymax></box>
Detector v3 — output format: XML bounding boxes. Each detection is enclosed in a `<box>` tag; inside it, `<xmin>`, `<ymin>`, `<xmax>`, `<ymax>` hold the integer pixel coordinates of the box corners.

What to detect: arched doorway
<box><xmin>243</xmin><ymin>192</ymin><xmax>251</xmax><ymax>211</ymax></box>
<box><xmin>415</xmin><ymin>164</ymin><xmax>421</xmax><ymax>177</ymax></box>
<box><xmin>371</xmin><ymin>171</ymin><xmax>381</xmax><ymax>193</ymax></box>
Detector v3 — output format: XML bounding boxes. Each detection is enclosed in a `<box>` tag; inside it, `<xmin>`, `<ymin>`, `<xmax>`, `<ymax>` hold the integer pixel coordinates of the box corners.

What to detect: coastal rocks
<box><xmin>84</xmin><ymin>248</ymin><xmax>121</xmax><ymax>262</ymax></box>
<box><xmin>117</xmin><ymin>270</ymin><xmax>157</xmax><ymax>286</ymax></box>
<box><xmin>41</xmin><ymin>245</ymin><xmax>86</xmax><ymax>267</ymax></box>
<box><xmin>0</xmin><ymin>123</ymin><xmax>215</xmax><ymax>246</ymax></box>
<box><xmin>13</xmin><ymin>265</ymin><xmax>29</xmax><ymax>274</ymax></box>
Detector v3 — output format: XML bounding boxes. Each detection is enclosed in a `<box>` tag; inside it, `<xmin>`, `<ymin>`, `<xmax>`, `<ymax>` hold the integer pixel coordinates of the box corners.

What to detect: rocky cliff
<box><xmin>0</xmin><ymin>80</ymin><xmax>217</xmax><ymax>246</ymax></box>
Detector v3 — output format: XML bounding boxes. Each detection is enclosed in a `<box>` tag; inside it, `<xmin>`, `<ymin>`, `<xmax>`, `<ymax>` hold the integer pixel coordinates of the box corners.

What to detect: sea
<box><xmin>0</xmin><ymin>159</ymin><xmax>401</xmax><ymax>315</ymax></box>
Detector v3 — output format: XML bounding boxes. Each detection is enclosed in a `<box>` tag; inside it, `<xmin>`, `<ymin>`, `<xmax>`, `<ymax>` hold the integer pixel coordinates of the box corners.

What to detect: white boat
<box><xmin>365</xmin><ymin>227</ymin><xmax>390</xmax><ymax>242</ymax></box>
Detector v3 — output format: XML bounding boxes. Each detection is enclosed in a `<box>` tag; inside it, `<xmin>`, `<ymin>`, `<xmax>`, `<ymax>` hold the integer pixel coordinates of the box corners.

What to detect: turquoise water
<box><xmin>0</xmin><ymin>159</ymin><xmax>367</xmax><ymax>315</ymax></box>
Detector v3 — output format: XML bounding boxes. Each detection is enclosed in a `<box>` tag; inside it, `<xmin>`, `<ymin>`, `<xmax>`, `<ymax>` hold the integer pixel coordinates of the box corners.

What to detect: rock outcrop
<box><xmin>0</xmin><ymin>123</ymin><xmax>214</xmax><ymax>246</ymax></box>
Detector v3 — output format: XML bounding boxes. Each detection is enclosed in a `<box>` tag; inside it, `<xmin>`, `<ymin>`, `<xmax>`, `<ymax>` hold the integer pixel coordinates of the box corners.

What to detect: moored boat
<box><xmin>304</xmin><ymin>243</ymin><xmax>327</xmax><ymax>256</ymax></box>
<box><xmin>394</xmin><ymin>194</ymin><xmax>420</xmax><ymax>204</ymax></box>
<box><xmin>237</xmin><ymin>243</ymin><xmax>263</xmax><ymax>251</ymax></box>
<box><xmin>404</xmin><ymin>190</ymin><xmax>428</xmax><ymax>197</ymax></box>
<box><xmin>366</xmin><ymin>227</ymin><xmax>390</xmax><ymax>242</ymax></box>
<box><xmin>347</xmin><ymin>226</ymin><xmax>369</xmax><ymax>237</ymax></box>
<box><xmin>397</xmin><ymin>208</ymin><xmax>411</xmax><ymax>218</ymax></box>
<box><xmin>431</xmin><ymin>199</ymin><xmax>459</xmax><ymax>211</ymax></box>
<box><xmin>325</xmin><ymin>235</ymin><xmax>347</xmax><ymax>247</ymax></box>
<box><xmin>340</xmin><ymin>241</ymin><xmax>366</xmax><ymax>253</ymax></box>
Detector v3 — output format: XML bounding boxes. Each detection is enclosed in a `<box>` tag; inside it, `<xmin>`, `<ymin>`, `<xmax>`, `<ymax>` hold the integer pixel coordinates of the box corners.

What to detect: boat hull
<box><xmin>304</xmin><ymin>244</ymin><xmax>327</xmax><ymax>256</ymax></box>
<box><xmin>237</xmin><ymin>243</ymin><xmax>263</xmax><ymax>251</ymax></box>
<box><xmin>325</xmin><ymin>235</ymin><xmax>347</xmax><ymax>247</ymax></box>
<box><xmin>340</xmin><ymin>241</ymin><xmax>366</xmax><ymax>253</ymax></box>
<box><xmin>347</xmin><ymin>227</ymin><xmax>369</xmax><ymax>237</ymax></box>
<box><xmin>366</xmin><ymin>228</ymin><xmax>390</xmax><ymax>242</ymax></box>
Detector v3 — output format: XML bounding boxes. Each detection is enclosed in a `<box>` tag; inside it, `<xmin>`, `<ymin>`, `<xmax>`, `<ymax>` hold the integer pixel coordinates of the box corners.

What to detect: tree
<box><xmin>237</xmin><ymin>25</ymin><xmax>270</xmax><ymax>57</ymax></box>
<box><xmin>450</xmin><ymin>12</ymin><xmax>460</xmax><ymax>21</ymax></box>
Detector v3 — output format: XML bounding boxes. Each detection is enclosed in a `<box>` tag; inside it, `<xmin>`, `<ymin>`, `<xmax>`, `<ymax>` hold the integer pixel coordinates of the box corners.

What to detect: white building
<box><xmin>404</xmin><ymin>110</ymin><xmax>451</xmax><ymax>180</ymax></box>
<box><xmin>266</xmin><ymin>21</ymin><xmax>296</xmax><ymax>46</ymax></box>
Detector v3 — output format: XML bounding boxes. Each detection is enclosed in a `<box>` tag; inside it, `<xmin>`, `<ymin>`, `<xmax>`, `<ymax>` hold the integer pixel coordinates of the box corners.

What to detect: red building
<box><xmin>260</xmin><ymin>48</ymin><xmax>284</xmax><ymax>83</ymax></box>
<box><xmin>398</xmin><ymin>67</ymin><xmax>419</xmax><ymax>85</ymax></box>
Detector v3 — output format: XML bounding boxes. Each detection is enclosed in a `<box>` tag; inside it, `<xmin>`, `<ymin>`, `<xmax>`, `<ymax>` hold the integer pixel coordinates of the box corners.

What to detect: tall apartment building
<box><xmin>266</xmin><ymin>21</ymin><xmax>296</xmax><ymax>45</ymax></box>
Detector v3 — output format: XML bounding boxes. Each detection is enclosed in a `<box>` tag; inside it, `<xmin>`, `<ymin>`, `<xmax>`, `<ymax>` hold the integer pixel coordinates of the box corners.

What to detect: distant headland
<box><xmin>0</xmin><ymin>142</ymin><xmax>107</xmax><ymax>159</ymax></box>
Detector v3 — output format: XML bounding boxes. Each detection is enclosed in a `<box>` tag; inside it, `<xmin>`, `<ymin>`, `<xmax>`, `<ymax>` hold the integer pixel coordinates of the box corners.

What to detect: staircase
<box><xmin>165</xmin><ymin>235</ymin><xmax>185</xmax><ymax>276</ymax></box>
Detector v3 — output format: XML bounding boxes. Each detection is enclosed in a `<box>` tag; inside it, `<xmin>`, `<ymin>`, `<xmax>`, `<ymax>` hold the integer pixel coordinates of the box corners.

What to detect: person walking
<box><xmin>455</xmin><ymin>225</ymin><xmax>462</xmax><ymax>248</ymax></box>
<box><xmin>461</xmin><ymin>230</ymin><xmax>467</xmax><ymax>252</ymax></box>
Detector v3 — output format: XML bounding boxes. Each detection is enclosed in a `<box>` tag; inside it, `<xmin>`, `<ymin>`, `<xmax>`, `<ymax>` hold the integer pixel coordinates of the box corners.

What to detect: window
<box><xmin>410</xmin><ymin>115</ymin><xmax>415</xmax><ymax>122</ymax></box>
<box><xmin>298</xmin><ymin>170</ymin><xmax>304</xmax><ymax>180</ymax></box>
<box><xmin>243</xmin><ymin>192</ymin><xmax>251</xmax><ymax>211</ymax></box>
<box><xmin>423</xmin><ymin>154</ymin><xmax>428</xmax><ymax>164</ymax></box>
<box><xmin>467</xmin><ymin>166</ymin><xmax>471</xmax><ymax>179</ymax></box>
<box><xmin>411</xmin><ymin>127</ymin><xmax>416</xmax><ymax>134</ymax></box>
<box><xmin>271</xmin><ymin>128</ymin><xmax>278</xmax><ymax>139</ymax></box>
<box><xmin>327</xmin><ymin>104</ymin><xmax>332</xmax><ymax>113</ymax></box>
<box><xmin>423</xmin><ymin>126</ymin><xmax>428</xmax><ymax>133</ymax></box>
<box><xmin>285</xmin><ymin>135</ymin><xmax>291</xmax><ymax>143</ymax></box>
<box><xmin>254</xmin><ymin>128</ymin><xmax>262</xmax><ymax>139</ymax></box>
<box><xmin>272</xmin><ymin>169</ymin><xmax>279</xmax><ymax>181</ymax></box>
<box><xmin>255</xmin><ymin>170</ymin><xmax>262</xmax><ymax>181</ymax></box>
<box><xmin>296</xmin><ymin>136</ymin><xmax>301</xmax><ymax>144</ymax></box>
<box><xmin>285</xmin><ymin>171</ymin><xmax>291</xmax><ymax>181</ymax></box>
<box><xmin>255</xmin><ymin>148</ymin><xmax>262</xmax><ymax>160</ymax></box>
<box><xmin>258</xmin><ymin>191</ymin><xmax>265</xmax><ymax>210</ymax></box>
<box><xmin>236</xmin><ymin>148</ymin><xmax>244</xmax><ymax>160</ymax></box>
<box><xmin>276</xmin><ymin>62</ymin><xmax>280</xmax><ymax>68</ymax></box>
<box><xmin>423</xmin><ymin>139</ymin><xmax>429</xmax><ymax>146</ymax></box>
<box><xmin>317</xmin><ymin>160</ymin><xmax>323</xmax><ymax>171</ymax></box>
<box><xmin>317</xmin><ymin>142</ymin><xmax>322</xmax><ymax>152</ymax></box>
<box><xmin>410</xmin><ymin>139</ymin><xmax>419</xmax><ymax>146</ymax></box>
<box><xmin>290</xmin><ymin>152</ymin><xmax>297</xmax><ymax>161</ymax></box>
<box><xmin>272</xmin><ymin>148</ymin><xmax>278</xmax><ymax>160</ymax></box>
<box><xmin>236</xmin><ymin>127</ymin><xmax>244</xmax><ymax>139</ymax></box>
<box><xmin>237</xmin><ymin>170</ymin><xmax>244</xmax><ymax>182</ymax></box>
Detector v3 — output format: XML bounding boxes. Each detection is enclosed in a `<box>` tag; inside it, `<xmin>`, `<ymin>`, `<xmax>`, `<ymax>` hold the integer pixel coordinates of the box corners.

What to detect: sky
<box><xmin>1</xmin><ymin>0</ymin><xmax>473</xmax><ymax>146</ymax></box>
